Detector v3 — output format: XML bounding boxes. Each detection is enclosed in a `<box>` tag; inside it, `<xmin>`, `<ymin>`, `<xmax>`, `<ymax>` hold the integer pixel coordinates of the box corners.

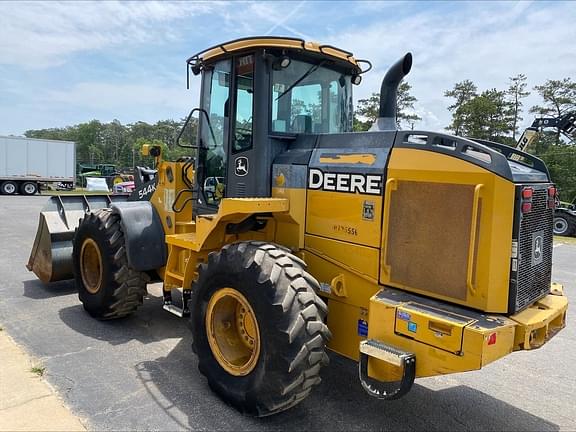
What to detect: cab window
<box><xmin>233</xmin><ymin>54</ymin><xmax>254</xmax><ymax>153</ymax></box>
<box><xmin>271</xmin><ymin>59</ymin><xmax>352</xmax><ymax>134</ymax></box>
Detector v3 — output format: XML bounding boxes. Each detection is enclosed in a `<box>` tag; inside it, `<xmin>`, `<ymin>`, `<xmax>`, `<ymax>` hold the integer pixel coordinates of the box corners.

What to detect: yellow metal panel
<box><xmin>305</xmin><ymin>234</ymin><xmax>380</xmax><ymax>281</ymax></box>
<box><xmin>509</xmin><ymin>293</ymin><xmax>568</xmax><ymax>350</ymax></box>
<box><xmin>326</xmin><ymin>299</ymin><xmax>366</xmax><ymax>361</ymax></box>
<box><xmin>199</xmin><ymin>37</ymin><xmax>359</xmax><ymax>68</ymax></box>
<box><xmin>303</xmin><ymin>243</ymin><xmax>381</xmax><ymax>361</ymax></box>
<box><xmin>306</xmin><ymin>190</ymin><xmax>383</xmax><ymax>248</ymax></box>
<box><xmin>366</xmin><ymin>290</ymin><xmax>522</xmax><ymax>379</ymax></box>
<box><xmin>272</xmin><ymin>187</ymin><xmax>306</xmax><ymax>250</ymax></box>
<box><xmin>394</xmin><ymin>304</ymin><xmax>473</xmax><ymax>354</ymax></box>
<box><xmin>382</xmin><ymin>148</ymin><xmax>515</xmax><ymax>313</ymax></box>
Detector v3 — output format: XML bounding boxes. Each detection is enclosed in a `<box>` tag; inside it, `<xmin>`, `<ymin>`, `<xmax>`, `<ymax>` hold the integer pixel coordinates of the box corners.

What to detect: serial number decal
<box><xmin>308</xmin><ymin>168</ymin><xmax>383</xmax><ymax>195</ymax></box>
<box><xmin>333</xmin><ymin>224</ymin><xmax>358</xmax><ymax>236</ymax></box>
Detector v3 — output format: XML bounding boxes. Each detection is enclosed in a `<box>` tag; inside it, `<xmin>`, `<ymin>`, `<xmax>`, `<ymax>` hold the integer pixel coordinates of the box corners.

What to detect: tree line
<box><xmin>354</xmin><ymin>76</ymin><xmax>576</xmax><ymax>199</ymax></box>
<box><xmin>24</xmin><ymin>76</ymin><xmax>575</xmax><ymax>199</ymax></box>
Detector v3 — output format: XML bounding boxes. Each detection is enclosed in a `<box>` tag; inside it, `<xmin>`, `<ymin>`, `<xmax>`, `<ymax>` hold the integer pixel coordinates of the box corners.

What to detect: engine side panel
<box><xmin>382</xmin><ymin>147</ymin><xmax>515</xmax><ymax>313</ymax></box>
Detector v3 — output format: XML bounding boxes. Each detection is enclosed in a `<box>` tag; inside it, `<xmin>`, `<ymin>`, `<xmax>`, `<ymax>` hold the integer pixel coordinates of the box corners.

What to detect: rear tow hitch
<box><xmin>358</xmin><ymin>339</ymin><xmax>416</xmax><ymax>400</ymax></box>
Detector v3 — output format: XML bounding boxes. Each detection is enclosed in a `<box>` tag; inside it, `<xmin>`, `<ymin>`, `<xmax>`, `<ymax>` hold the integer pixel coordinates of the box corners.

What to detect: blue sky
<box><xmin>0</xmin><ymin>1</ymin><xmax>574</xmax><ymax>135</ymax></box>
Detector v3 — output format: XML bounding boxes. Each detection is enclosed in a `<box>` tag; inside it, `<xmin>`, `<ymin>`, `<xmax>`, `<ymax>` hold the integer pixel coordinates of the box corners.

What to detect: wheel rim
<box><xmin>80</xmin><ymin>238</ymin><xmax>103</xmax><ymax>294</ymax></box>
<box><xmin>24</xmin><ymin>183</ymin><xmax>36</xmax><ymax>194</ymax></box>
<box><xmin>4</xmin><ymin>183</ymin><xmax>15</xmax><ymax>194</ymax></box>
<box><xmin>206</xmin><ymin>287</ymin><xmax>260</xmax><ymax>376</ymax></box>
<box><xmin>554</xmin><ymin>218</ymin><xmax>568</xmax><ymax>235</ymax></box>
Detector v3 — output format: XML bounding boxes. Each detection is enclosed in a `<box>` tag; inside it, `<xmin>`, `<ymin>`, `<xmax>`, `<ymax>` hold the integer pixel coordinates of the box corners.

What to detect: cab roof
<box><xmin>186</xmin><ymin>36</ymin><xmax>362</xmax><ymax>72</ymax></box>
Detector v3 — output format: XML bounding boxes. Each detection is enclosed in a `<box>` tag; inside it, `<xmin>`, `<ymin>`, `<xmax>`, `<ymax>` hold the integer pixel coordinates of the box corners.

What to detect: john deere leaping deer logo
<box><xmin>532</xmin><ymin>231</ymin><xmax>544</xmax><ymax>266</ymax></box>
<box><xmin>235</xmin><ymin>157</ymin><xmax>249</xmax><ymax>177</ymax></box>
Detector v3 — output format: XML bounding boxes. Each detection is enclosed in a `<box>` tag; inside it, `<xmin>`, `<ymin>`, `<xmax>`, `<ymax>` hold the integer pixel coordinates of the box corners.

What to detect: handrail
<box><xmin>466</xmin><ymin>184</ymin><xmax>484</xmax><ymax>296</ymax></box>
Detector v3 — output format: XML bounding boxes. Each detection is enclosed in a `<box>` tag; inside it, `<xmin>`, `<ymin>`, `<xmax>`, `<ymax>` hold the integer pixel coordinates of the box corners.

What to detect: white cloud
<box><xmin>0</xmin><ymin>1</ymin><xmax>218</xmax><ymax>68</ymax></box>
<box><xmin>324</xmin><ymin>1</ymin><xmax>576</xmax><ymax>131</ymax></box>
<box><xmin>0</xmin><ymin>1</ymin><xmax>574</xmax><ymax>136</ymax></box>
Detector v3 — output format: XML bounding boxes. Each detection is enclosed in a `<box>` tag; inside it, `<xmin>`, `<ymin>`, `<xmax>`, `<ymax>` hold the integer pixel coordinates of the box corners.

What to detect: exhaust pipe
<box><xmin>370</xmin><ymin>52</ymin><xmax>413</xmax><ymax>131</ymax></box>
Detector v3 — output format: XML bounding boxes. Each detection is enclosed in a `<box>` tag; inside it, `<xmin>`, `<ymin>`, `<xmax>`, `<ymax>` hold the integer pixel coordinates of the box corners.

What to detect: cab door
<box><xmin>197</xmin><ymin>58</ymin><xmax>231</xmax><ymax>213</ymax></box>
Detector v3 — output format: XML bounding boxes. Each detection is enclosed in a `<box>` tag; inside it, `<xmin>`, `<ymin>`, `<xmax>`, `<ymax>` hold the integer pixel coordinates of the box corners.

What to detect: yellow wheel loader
<box><xmin>27</xmin><ymin>37</ymin><xmax>568</xmax><ymax>416</ymax></box>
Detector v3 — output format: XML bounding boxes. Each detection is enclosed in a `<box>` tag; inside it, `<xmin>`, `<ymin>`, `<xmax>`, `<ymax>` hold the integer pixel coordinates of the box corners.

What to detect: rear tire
<box><xmin>20</xmin><ymin>181</ymin><xmax>38</xmax><ymax>195</ymax></box>
<box><xmin>190</xmin><ymin>241</ymin><xmax>331</xmax><ymax>417</ymax></box>
<box><xmin>553</xmin><ymin>215</ymin><xmax>572</xmax><ymax>236</ymax></box>
<box><xmin>1</xmin><ymin>181</ymin><xmax>17</xmax><ymax>195</ymax></box>
<box><xmin>72</xmin><ymin>208</ymin><xmax>149</xmax><ymax>319</ymax></box>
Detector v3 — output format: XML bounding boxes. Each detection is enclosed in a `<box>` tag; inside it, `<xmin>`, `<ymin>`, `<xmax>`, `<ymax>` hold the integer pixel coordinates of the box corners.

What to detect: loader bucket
<box><xmin>27</xmin><ymin>194</ymin><xmax>128</xmax><ymax>283</ymax></box>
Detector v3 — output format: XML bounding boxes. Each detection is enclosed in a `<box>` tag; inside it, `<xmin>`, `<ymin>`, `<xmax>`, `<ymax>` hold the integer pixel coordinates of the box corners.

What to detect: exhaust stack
<box><xmin>370</xmin><ymin>53</ymin><xmax>413</xmax><ymax>131</ymax></box>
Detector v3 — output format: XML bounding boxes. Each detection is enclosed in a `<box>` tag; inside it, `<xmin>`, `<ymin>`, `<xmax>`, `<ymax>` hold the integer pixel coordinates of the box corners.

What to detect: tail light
<box><xmin>521</xmin><ymin>187</ymin><xmax>533</xmax><ymax>213</ymax></box>
<box><xmin>547</xmin><ymin>186</ymin><xmax>557</xmax><ymax>209</ymax></box>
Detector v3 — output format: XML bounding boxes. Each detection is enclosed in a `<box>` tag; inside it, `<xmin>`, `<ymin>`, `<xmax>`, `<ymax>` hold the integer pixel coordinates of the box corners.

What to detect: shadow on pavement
<box><xmin>57</xmin><ymin>292</ymin><xmax>188</xmax><ymax>346</ymax></box>
<box><xmin>47</xmin><ymin>285</ymin><xmax>559</xmax><ymax>431</ymax></box>
<box><xmin>22</xmin><ymin>278</ymin><xmax>77</xmax><ymax>299</ymax></box>
<box><xmin>135</xmin><ymin>337</ymin><xmax>560</xmax><ymax>431</ymax></box>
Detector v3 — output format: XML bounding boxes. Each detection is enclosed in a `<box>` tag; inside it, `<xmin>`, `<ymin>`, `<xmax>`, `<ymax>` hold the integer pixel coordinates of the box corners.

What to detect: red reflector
<box><xmin>522</xmin><ymin>187</ymin><xmax>533</xmax><ymax>200</ymax></box>
<box><xmin>521</xmin><ymin>202</ymin><xmax>532</xmax><ymax>213</ymax></box>
<box><xmin>548</xmin><ymin>198</ymin><xmax>556</xmax><ymax>209</ymax></box>
<box><xmin>548</xmin><ymin>186</ymin><xmax>556</xmax><ymax>197</ymax></box>
<box><xmin>487</xmin><ymin>332</ymin><xmax>497</xmax><ymax>345</ymax></box>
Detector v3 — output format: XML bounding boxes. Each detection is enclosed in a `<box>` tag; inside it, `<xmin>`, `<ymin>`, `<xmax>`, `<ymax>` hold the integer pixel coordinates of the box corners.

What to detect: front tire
<box><xmin>190</xmin><ymin>241</ymin><xmax>331</xmax><ymax>417</ymax></box>
<box><xmin>72</xmin><ymin>208</ymin><xmax>149</xmax><ymax>319</ymax></box>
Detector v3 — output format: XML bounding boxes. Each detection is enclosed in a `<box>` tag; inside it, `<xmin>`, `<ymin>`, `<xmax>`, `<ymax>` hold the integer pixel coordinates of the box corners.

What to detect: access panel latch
<box><xmin>359</xmin><ymin>339</ymin><xmax>415</xmax><ymax>400</ymax></box>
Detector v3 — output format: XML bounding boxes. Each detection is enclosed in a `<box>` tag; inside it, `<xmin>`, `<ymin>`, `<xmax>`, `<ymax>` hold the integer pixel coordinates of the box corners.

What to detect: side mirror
<box><xmin>176</xmin><ymin>109</ymin><xmax>199</xmax><ymax>149</ymax></box>
<box><xmin>176</xmin><ymin>107</ymin><xmax>218</xmax><ymax>149</ymax></box>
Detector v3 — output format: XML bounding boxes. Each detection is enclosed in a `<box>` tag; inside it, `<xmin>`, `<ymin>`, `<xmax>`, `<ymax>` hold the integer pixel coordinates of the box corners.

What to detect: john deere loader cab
<box><xmin>187</xmin><ymin>38</ymin><xmax>360</xmax><ymax>214</ymax></box>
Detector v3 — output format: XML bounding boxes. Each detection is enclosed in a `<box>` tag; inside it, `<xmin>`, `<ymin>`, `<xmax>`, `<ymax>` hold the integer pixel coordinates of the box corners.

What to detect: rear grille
<box><xmin>510</xmin><ymin>186</ymin><xmax>553</xmax><ymax>313</ymax></box>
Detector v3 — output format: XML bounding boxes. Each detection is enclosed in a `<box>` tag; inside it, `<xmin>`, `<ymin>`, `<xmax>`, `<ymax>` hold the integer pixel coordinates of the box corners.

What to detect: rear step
<box><xmin>359</xmin><ymin>339</ymin><xmax>415</xmax><ymax>400</ymax></box>
<box><xmin>162</xmin><ymin>288</ymin><xmax>191</xmax><ymax>318</ymax></box>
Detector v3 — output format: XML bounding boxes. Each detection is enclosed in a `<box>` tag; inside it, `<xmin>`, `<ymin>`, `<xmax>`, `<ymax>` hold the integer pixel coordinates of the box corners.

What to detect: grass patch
<box><xmin>554</xmin><ymin>235</ymin><xmax>576</xmax><ymax>245</ymax></box>
<box><xmin>30</xmin><ymin>366</ymin><xmax>46</xmax><ymax>377</ymax></box>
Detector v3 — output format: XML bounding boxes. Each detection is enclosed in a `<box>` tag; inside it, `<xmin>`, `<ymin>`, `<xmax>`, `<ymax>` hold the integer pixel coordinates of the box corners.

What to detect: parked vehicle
<box><xmin>0</xmin><ymin>136</ymin><xmax>75</xmax><ymax>195</ymax></box>
<box><xmin>554</xmin><ymin>198</ymin><xmax>576</xmax><ymax>236</ymax></box>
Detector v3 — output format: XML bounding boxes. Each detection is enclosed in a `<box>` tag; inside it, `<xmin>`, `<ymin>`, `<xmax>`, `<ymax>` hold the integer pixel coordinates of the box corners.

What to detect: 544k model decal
<box><xmin>308</xmin><ymin>168</ymin><xmax>383</xmax><ymax>195</ymax></box>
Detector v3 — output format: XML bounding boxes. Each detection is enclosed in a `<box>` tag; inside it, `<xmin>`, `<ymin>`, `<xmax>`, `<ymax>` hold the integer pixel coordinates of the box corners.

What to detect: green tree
<box><xmin>444</xmin><ymin>79</ymin><xmax>478</xmax><ymax>135</ymax></box>
<box><xmin>454</xmin><ymin>89</ymin><xmax>514</xmax><ymax>142</ymax></box>
<box><xmin>539</xmin><ymin>143</ymin><xmax>576</xmax><ymax>200</ymax></box>
<box><xmin>530</xmin><ymin>78</ymin><xmax>576</xmax><ymax>117</ymax></box>
<box><xmin>354</xmin><ymin>93</ymin><xmax>379</xmax><ymax>131</ymax></box>
<box><xmin>507</xmin><ymin>74</ymin><xmax>530</xmax><ymax>141</ymax></box>
<box><xmin>353</xmin><ymin>81</ymin><xmax>421</xmax><ymax>131</ymax></box>
<box><xmin>397</xmin><ymin>82</ymin><xmax>421</xmax><ymax>129</ymax></box>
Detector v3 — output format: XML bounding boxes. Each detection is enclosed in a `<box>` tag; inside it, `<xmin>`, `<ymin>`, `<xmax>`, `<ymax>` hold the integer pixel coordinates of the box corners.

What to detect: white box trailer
<box><xmin>0</xmin><ymin>136</ymin><xmax>76</xmax><ymax>195</ymax></box>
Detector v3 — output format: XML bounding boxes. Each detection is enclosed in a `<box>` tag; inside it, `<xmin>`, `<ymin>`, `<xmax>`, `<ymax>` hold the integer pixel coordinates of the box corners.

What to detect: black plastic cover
<box><xmin>110</xmin><ymin>201</ymin><xmax>167</xmax><ymax>272</ymax></box>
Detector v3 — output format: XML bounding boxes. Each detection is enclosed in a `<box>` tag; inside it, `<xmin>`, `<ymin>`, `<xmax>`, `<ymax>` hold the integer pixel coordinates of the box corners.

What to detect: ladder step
<box><xmin>360</xmin><ymin>339</ymin><xmax>413</xmax><ymax>367</ymax></box>
<box><xmin>165</xmin><ymin>270</ymin><xmax>184</xmax><ymax>281</ymax></box>
<box><xmin>163</xmin><ymin>304</ymin><xmax>187</xmax><ymax>318</ymax></box>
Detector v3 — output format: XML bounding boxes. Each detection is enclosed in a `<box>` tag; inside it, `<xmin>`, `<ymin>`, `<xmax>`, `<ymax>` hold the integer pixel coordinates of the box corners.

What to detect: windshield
<box><xmin>271</xmin><ymin>59</ymin><xmax>353</xmax><ymax>134</ymax></box>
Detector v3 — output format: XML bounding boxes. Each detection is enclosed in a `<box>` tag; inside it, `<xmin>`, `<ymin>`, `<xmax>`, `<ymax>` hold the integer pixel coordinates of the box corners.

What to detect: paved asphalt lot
<box><xmin>1</xmin><ymin>195</ymin><xmax>574</xmax><ymax>431</ymax></box>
